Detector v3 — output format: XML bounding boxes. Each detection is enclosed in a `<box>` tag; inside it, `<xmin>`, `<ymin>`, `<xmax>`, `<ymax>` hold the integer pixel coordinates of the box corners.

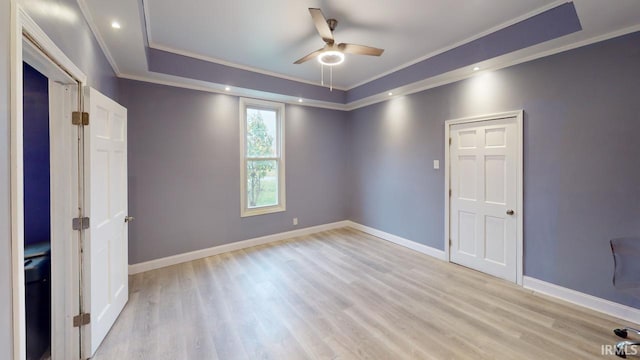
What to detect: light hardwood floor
<box><xmin>93</xmin><ymin>228</ymin><xmax>636</xmax><ymax>359</ymax></box>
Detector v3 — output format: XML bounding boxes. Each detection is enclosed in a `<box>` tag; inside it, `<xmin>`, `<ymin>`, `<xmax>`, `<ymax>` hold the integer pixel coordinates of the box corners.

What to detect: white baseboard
<box><xmin>128</xmin><ymin>220</ymin><xmax>350</xmax><ymax>274</ymax></box>
<box><xmin>346</xmin><ymin>221</ymin><xmax>447</xmax><ymax>261</ymax></box>
<box><xmin>523</xmin><ymin>276</ymin><xmax>640</xmax><ymax>324</ymax></box>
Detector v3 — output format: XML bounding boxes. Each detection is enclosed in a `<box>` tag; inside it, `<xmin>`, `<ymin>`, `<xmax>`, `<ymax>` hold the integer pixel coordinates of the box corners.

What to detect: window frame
<box><xmin>239</xmin><ymin>97</ymin><xmax>286</xmax><ymax>217</ymax></box>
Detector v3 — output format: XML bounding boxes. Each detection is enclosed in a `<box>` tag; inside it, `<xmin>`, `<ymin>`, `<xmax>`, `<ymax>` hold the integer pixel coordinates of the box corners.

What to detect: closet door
<box><xmin>449</xmin><ymin>117</ymin><xmax>518</xmax><ymax>283</ymax></box>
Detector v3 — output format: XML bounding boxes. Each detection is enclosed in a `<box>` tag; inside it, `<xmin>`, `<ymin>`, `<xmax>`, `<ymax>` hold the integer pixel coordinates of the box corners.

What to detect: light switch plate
<box><xmin>433</xmin><ymin>160</ymin><xmax>440</xmax><ymax>169</ymax></box>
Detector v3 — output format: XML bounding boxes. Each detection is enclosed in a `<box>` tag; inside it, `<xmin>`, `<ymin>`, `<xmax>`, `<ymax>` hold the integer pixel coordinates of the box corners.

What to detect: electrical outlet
<box><xmin>293</xmin><ymin>218</ymin><xmax>298</xmax><ymax>226</ymax></box>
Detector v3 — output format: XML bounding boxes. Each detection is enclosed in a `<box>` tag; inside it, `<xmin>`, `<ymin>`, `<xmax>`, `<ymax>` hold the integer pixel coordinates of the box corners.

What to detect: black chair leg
<box><xmin>615</xmin><ymin>327</ymin><xmax>640</xmax><ymax>339</ymax></box>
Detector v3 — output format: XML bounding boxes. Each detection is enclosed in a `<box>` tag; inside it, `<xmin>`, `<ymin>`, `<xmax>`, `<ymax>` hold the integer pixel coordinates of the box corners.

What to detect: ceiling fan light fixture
<box><xmin>318</xmin><ymin>51</ymin><xmax>345</xmax><ymax>66</ymax></box>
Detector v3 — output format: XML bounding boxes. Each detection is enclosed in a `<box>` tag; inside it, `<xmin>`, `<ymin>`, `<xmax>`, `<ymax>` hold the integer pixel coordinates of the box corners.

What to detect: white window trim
<box><xmin>239</xmin><ymin>97</ymin><xmax>286</xmax><ymax>217</ymax></box>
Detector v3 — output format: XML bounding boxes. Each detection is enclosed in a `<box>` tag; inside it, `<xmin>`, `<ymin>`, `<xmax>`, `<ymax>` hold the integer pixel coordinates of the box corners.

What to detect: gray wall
<box><xmin>118</xmin><ymin>79</ymin><xmax>350</xmax><ymax>264</ymax></box>
<box><xmin>0</xmin><ymin>1</ymin><xmax>118</xmax><ymax>358</ymax></box>
<box><xmin>349</xmin><ymin>31</ymin><xmax>640</xmax><ymax>307</ymax></box>
<box><xmin>1</xmin><ymin>1</ymin><xmax>14</xmax><ymax>358</ymax></box>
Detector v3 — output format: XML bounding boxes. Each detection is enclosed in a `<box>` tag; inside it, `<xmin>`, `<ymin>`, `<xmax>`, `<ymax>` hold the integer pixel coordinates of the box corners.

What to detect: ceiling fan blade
<box><xmin>293</xmin><ymin>48</ymin><xmax>325</xmax><ymax>64</ymax></box>
<box><xmin>309</xmin><ymin>8</ymin><xmax>334</xmax><ymax>44</ymax></box>
<box><xmin>338</xmin><ymin>43</ymin><xmax>384</xmax><ymax>56</ymax></box>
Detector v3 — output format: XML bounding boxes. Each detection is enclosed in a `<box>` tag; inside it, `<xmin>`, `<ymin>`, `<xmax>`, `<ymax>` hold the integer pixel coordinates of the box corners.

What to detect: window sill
<box><xmin>241</xmin><ymin>204</ymin><xmax>286</xmax><ymax>218</ymax></box>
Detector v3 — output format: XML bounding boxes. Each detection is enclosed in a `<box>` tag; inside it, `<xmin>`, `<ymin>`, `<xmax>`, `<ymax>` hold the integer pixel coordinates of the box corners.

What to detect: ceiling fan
<box><xmin>294</xmin><ymin>8</ymin><xmax>384</xmax><ymax>66</ymax></box>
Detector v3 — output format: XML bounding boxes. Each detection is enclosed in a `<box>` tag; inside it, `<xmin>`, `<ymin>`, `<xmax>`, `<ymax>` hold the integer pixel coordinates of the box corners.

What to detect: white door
<box><xmin>83</xmin><ymin>87</ymin><xmax>128</xmax><ymax>356</ymax></box>
<box><xmin>449</xmin><ymin>117</ymin><xmax>519</xmax><ymax>282</ymax></box>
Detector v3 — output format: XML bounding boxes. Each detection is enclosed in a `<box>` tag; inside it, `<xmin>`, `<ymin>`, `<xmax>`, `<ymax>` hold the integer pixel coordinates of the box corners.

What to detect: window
<box><xmin>240</xmin><ymin>98</ymin><xmax>286</xmax><ymax>217</ymax></box>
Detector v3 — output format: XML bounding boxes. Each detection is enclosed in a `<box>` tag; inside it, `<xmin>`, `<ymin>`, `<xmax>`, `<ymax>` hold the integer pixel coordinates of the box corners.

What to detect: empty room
<box><xmin>3</xmin><ymin>0</ymin><xmax>640</xmax><ymax>359</ymax></box>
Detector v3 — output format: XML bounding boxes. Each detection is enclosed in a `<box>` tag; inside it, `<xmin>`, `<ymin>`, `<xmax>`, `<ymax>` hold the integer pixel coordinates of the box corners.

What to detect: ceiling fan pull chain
<box><xmin>321</xmin><ymin>64</ymin><xmax>324</xmax><ymax>86</ymax></box>
<box><xmin>330</xmin><ymin>66</ymin><xmax>333</xmax><ymax>92</ymax></box>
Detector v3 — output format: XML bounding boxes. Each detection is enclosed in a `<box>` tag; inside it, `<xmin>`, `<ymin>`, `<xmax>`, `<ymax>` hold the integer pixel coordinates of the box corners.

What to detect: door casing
<box><xmin>10</xmin><ymin>3</ymin><xmax>87</xmax><ymax>359</ymax></box>
<box><xmin>444</xmin><ymin>110</ymin><xmax>524</xmax><ymax>285</ymax></box>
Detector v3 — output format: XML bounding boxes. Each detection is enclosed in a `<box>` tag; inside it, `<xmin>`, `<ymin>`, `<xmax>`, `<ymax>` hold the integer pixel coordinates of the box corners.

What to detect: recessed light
<box><xmin>298</xmin><ymin>98</ymin><xmax>303</xmax><ymax>103</ymax></box>
<box><xmin>111</xmin><ymin>21</ymin><xmax>121</xmax><ymax>29</ymax></box>
<box><xmin>388</xmin><ymin>92</ymin><xmax>393</xmax><ymax>96</ymax></box>
<box><xmin>224</xmin><ymin>86</ymin><xmax>231</xmax><ymax>91</ymax></box>
<box><xmin>473</xmin><ymin>66</ymin><xmax>480</xmax><ymax>71</ymax></box>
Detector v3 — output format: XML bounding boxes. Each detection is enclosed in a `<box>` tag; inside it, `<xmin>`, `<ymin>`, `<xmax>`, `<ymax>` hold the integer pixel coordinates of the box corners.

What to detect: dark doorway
<box><xmin>23</xmin><ymin>62</ymin><xmax>52</xmax><ymax>360</ymax></box>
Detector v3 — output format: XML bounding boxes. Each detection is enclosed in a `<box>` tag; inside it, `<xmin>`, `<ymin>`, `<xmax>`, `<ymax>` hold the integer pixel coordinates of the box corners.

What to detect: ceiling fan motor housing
<box><xmin>327</xmin><ymin>19</ymin><xmax>338</xmax><ymax>32</ymax></box>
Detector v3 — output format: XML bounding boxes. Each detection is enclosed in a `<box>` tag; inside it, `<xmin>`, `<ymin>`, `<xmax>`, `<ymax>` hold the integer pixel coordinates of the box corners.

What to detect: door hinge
<box><xmin>449</xmin><ymin>137</ymin><xmax>452</xmax><ymax>145</ymax></box>
<box><xmin>72</xmin><ymin>111</ymin><xmax>89</xmax><ymax>126</ymax></box>
<box><xmin>449</xmin><ymin>189</ymin><xmax>452</xmax><ymax>197</ymax></box>
<box><xmin>72</xmin><ymin>217</ymin><xmax>90</xmax><ymax>230</ymax></box>
<box><xmin>449</xmin><ymin>238</ymin><xmax>452</xmax><ymax>246</ymax></box>
<box><xmin>73</xmin><ymin>313</ymin><xmax>91</xmax><ymax>327</ymax></box>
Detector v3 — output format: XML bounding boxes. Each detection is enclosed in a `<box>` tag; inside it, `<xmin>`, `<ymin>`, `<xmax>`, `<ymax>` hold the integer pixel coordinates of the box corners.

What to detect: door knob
<box><xmin>125</xmin><ymin>216</ymin><xmax>135</xmax><ymax>223</ymax></box>
<box><xmin>506</xmin><ymin>210</ymin><xmax>515</xmax><ymax>216</ymax></box>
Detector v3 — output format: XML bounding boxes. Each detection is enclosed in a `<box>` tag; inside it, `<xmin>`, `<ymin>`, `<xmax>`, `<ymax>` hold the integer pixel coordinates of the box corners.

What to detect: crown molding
<box><xmin>148</xmin><ymin>42</ymin><xmax>348</xmax><ymax>91</ymax></box>
<box><xmin>141</xmin><ymin>0</ymin><xmax>152</xmax><ymax>46</ymax></box>
<box><xmin>77</xmin><ymin>0</ymin><xmax>640</xmax><ymax>112</ymax></box>
<box><xmin>120</xmin><ymin>23</ymin><xmax>640</xmax><ymax>113</ymax></box>
<box><xmin>118</xmin><ymin>73</ymin><xmax>349</xmax><ymax>111</ymax></box>
<box><xmin>345</xmin><ymin>24</ymin><xmax>640</xmax><ymax>111</ymax></box>
<box><xmin>76</xmin><ymin>0</ymin><xmax>120</xmax><ymax>75</ymax></box>
<box><xmin>143</xmin><ymin>0</ymin><xmax>568</xmax><ymax>92</ymax></box>
<box><xmin>347</xmin><ymin>0</ymin><xmax>569</xmax><ymax>89</ymax></box>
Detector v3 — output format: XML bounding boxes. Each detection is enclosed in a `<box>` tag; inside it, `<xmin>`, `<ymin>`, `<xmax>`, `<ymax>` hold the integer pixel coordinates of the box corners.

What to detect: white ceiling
<box><xmin>81</xmin><ymin>0</ymin><xmax>640</xmax><ymax>102</ymax></box>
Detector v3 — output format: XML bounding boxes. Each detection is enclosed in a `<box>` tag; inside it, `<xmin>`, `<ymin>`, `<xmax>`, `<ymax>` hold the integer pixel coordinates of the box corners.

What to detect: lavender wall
<box><xmin>0</xmin><ymin>0</ymin><xmax>13</xmax><ymax>357</ymax></box>
<box><xmin>348</xmin><ymin>93</ymin><xmax>447</xmax><ymax>248</ymax></box>
<box><xmin>349</xmin><ymin>31</ymin><xmax>640</xmax><ymax>307</ymax></box>
<box><xmin>118</xmin><ymin>79</ymin><xmax>350</xmax><ymax>264</ymax></box>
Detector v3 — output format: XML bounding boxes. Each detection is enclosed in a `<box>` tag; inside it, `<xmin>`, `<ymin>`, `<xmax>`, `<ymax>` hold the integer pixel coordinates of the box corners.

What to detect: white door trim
<box><xmin>48</xmin><ymin>82</ymin><xmax>80</xmax><ymax>360</ymax></box>
<box><xmin>10</xmin><ymin>3</ymin><xmax>87</xmax><ymax>359</ymax></box>
<box><xmin>444</xmin><ymin>110</ymin><xmax>524</xmax><ymax>285</ymax></box>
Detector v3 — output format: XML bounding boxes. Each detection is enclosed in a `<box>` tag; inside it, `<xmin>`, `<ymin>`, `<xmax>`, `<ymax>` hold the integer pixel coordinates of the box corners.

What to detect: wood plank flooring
<box><xmin>93</xmin><ymin>228</ymin><xmax>637</xmax><ymax>359</ymax></box>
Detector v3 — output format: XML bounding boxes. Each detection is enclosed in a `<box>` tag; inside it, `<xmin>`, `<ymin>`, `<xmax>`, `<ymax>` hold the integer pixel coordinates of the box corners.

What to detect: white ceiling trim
<box><xmin>118</xmin><ymin>73</ymin><xmax>348</xmax><ymax>111</ymax></box>
<box><xmin>147</xmin><ymin>42</ymin><xmax>349</xmax><ymax>91</ymax></box>
<box><xmin>75</xmin><ymin>0</ymin><xmax>640</xmax><ymax>112</ymax></box>
<box><xmin>347</xmin><ymin>0</ymin><xmax>569</xmax><ymax>89</ymax></box>
<box><xmin>142</xmin><ymin>0</ymin><xmax>569</xmax><ymax>92</ymax></box>
<box><xmin>76</xmin><ymin>0</ymin><xmax>121</xmax><ymax>75</ymax></box>
<box><xmin>78</xmin><ymin>0</ymin><xmax>579</xmax><ymax>97</ymax></box>
<box><xmin>345</xmin><ymin>23</ymin><xmax>640</xmax><ymax>111</ymax></box>
<box><xmin>141</xmin><ymin>0</ymin><xmax>152</xmax><ymax>45</ymax></box>
<box><xmin>119</xmin><ymin>22</ymin><xmax>640</xmax><ymax>113</ymax></box>
<box><xmin>142</xmin><ymin>0</ymin><xmax>345</xmax><ymax>91</ymax></box>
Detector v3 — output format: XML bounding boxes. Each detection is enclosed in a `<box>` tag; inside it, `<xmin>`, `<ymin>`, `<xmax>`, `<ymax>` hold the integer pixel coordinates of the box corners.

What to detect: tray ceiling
<box><xmin>71</xmin><ymin>0</ymin><xmax>640</xmax><ymax>107</ymax></box>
